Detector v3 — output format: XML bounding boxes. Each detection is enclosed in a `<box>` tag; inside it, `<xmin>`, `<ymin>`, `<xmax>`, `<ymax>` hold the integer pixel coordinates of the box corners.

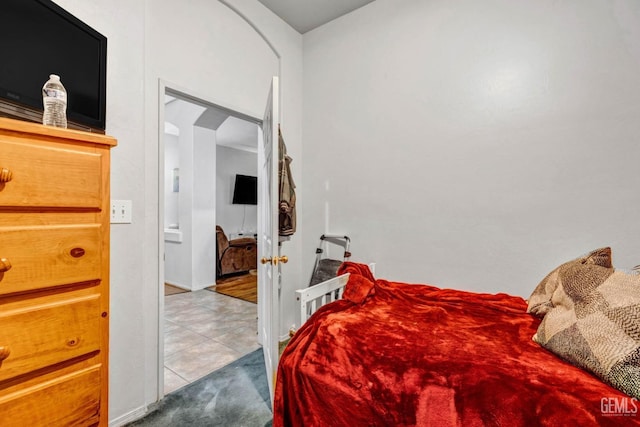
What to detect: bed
<box><xmin>275</xmin><ymin>248</ymin><xmax>640</xmax><ymax>426</ymax></box>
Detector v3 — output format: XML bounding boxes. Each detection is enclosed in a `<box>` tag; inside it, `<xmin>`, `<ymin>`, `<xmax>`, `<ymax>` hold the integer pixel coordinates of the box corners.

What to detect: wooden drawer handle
<box><xmin>70</xmin><ymin>247</ymin><xmax>85</xmax><ymax>258</ymax></box>
<box><xmin>0</xmin><ymin>258</ymin><xmax>11</xmax><ymax>273</ymax></box>
<box><xmin>0</xmin><ymin>168</ymin><xmax>12</xmax><ymax>183</ymax></box>
<box><xmin>0</xmin><ymin>346</ymin><xmax>10</xmax><ymax>362</ymax></box>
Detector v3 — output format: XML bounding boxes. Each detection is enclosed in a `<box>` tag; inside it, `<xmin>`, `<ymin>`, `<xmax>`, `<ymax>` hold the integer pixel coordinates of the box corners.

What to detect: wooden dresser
<box><xmin>0</xmin><ymin>118</ymin><xmax>116</xmax><ymax>426</ymax></box>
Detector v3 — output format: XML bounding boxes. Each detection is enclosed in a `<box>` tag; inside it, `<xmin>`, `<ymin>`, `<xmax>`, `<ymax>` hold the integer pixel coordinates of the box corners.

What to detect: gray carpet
<box><xmin>127</xmin><ymin>349</ymin><xmax>273</xmax><ymax>426</ymax></box>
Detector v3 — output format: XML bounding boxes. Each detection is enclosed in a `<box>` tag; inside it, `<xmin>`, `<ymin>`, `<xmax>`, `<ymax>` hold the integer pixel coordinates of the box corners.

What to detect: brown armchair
<box><xmin>216</xmin><ymin>226</ymin><xmax>257</xmax><ymax>277</ymax></box>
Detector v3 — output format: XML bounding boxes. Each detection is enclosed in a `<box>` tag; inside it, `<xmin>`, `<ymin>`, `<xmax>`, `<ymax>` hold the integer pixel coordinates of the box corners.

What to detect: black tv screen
<box><xmin>0</xmin><ymin>0</ymin><xmax>107</xmax><ymax>132</ymax></box>
<box><xmin>232</xmin><ymin>175</ymin><xmax>257</xmax><ymax>205</ymax></box>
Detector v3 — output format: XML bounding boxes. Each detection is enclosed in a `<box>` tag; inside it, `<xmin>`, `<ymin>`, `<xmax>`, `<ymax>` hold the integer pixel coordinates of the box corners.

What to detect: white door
<box><xmin>257</xmin><ymin>76</ymin><xmax>281</xmax><ymax>404</ymax></box>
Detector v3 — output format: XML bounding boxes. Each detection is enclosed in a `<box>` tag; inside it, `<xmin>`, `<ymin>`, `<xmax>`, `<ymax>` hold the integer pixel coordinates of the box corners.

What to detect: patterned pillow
<box><xmin>527</xmin><ymin>247</ymin><xmax>613</xmax><ymax>317</ymax></box>
<box><xmin>528</xmin><ymin>248</ymin><xmax>640</xmax><ymax>399</ymax></box>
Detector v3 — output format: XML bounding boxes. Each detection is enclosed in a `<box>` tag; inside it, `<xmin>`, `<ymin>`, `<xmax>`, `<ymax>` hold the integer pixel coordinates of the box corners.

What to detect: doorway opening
<box><xmin>159</xmin><ymin>85</ymin><xmax>262</xmax><ymax>395</ymax></box>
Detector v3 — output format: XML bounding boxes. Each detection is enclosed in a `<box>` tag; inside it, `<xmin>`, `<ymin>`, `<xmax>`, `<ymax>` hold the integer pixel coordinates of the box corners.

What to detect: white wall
<box><xmin>163</xmin><ymin>130</ymin><xmax>184</xmax><ymax>287</ymax></box>
<box><xmin>216</xmin><ymin>145</ymin><xmax>258</xmax><ymax>237</ymax></box>
<box><xmin>163</xmin><ymin>102</ymin><xmax>207</xmax><ymax>290</ymax></box>
<box><xmin>164</xmin><ymin>122</ymin><xmax>218</xmax><ymax>291</ymax></box>
<box><xmin>163</xmin><ymin>132</ymin><xmax>179</xmax><ymax>228</ymax></box>
<box><xmin>52</xmin><ymin>0</ymin><xmax>303</xmax><ymax>424</ymax></box>
<box><xmin>192</xmin><ymin>126</ymin><xmax>218</xmax><ymax>289</ymax></box>
<box><xmin>302</xmin><ymin>0</ymin><xmax>640</xmax><ymax>296</ymax></box>
<box><xmin>143</xmin><ymin>0</ymin><xmax>303</xmax><ymax>424</ymax></box>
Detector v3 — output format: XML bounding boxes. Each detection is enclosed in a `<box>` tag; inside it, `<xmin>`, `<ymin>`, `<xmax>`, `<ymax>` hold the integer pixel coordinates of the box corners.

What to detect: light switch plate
<box><xmin>110</xmin><ymin>200</ymin><xmax>132</xmax><ymax>224</ymax></box>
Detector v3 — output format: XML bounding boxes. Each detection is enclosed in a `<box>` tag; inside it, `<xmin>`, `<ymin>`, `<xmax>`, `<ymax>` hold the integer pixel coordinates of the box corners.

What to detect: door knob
<box><xmin>272</xmin><ymin>255</ymin><xmax>288</xmax><ymax>266</ymax></box>
<box><xmin>260</xmin><ymin>256</ymin><xmax>288</xmax><ymax>265</ymax></box>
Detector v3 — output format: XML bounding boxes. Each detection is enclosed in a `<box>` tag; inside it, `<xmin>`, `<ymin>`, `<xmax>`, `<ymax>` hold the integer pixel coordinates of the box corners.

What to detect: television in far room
<box><xmin>0</xmin><ymin>0</ymin><xmax>107</xmax><ymax>132</ymax></box>
<box><xmin>232</xmin><ymin>174</ymin><xmax>257</xmax><ymax>205</ymax></box>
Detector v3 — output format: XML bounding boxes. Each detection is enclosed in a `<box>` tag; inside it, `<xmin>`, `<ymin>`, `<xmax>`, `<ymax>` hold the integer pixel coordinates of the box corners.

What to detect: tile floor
<box><xmin>163</xmin><ymin>289</ymin><xmax>260</xmax><ymax>394</ymax></box>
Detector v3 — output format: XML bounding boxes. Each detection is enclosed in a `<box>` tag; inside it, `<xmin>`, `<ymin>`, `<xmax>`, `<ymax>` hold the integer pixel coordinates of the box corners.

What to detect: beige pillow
<box><xmin>527</xmin><ymin>247</ymin><xmax>612</xmax><ymax>317</ymax></box>
<box><xmin>528</xmin><ymin>248</ymin><xmax>640</xmax><ymax>399</ymax></box>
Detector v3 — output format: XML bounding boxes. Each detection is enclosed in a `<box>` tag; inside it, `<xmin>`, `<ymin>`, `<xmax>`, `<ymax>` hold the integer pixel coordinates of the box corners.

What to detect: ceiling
<box><xmin>165</xmin><ymin>96</ymin><xmax>259</xmax><ymax>152</ymax></box>
<box><xmin>257</xmin><ymin>0</ymin><xmax>376</xmax><ymax>33</ymax></box>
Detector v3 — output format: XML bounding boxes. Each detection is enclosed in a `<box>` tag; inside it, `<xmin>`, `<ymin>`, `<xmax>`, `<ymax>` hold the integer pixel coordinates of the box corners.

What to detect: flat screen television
<box><xmin>232</xmin><ymin>174</ymin><xmax>257</xmax><ymax>205</ymax></box>
<box><xmin>0</xmin><ymin>0</ymin><xmax>107</xmax><ymax>132</ymax></box>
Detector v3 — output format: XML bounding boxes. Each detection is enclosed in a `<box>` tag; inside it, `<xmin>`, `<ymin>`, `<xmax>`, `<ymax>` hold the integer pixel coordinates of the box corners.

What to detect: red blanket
<box><xmin>274</xmin><ymin>262</ymin><xmax>639</xmax><ymax>426</ymax></box>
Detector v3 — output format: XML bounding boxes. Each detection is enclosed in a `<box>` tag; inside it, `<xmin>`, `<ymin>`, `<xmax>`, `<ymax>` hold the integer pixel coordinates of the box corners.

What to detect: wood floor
<box><xmin>165</xmin><ymin>283</ymin><xmax>189</xmax><ymax>296</ymax></box>
<box><xmin>208</xmin><ymin>272</ymin><xmax>257</xmax><ymax>303</ymax></box>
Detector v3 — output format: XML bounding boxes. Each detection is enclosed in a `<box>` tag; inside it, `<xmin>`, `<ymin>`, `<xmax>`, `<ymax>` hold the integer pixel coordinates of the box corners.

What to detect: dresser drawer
<box><xmin>0</xmin><ymin>294</ymin><xmax>101</xmax><ymax>382</ymax></box>
<box><xmin>0</xmin><ymin>224</ymin><xmax>101</xmax><ymax>295</ymax></box>
<box><xmin>0</xmin><ymin>365</ymin><xmax>101</xmax><ymax>427</ymax></box>
<box><xmin>0</xmin><ymin>139</ymin><xmax>103</xmax><ymax>209</ymax></box>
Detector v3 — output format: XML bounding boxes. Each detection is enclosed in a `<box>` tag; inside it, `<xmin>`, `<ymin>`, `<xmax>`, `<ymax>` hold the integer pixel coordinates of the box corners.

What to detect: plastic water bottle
<box><xmin>42</xmin><ymin>74</ymin><xmax>67</xmax><ymax>128</ymax></box>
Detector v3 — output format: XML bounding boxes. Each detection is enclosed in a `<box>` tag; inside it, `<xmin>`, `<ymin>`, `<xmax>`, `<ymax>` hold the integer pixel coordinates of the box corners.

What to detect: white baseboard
<box><xmin>109</xmin><ymin>405</ymin><xmax>149</xmax><ymax>427</ymax></box>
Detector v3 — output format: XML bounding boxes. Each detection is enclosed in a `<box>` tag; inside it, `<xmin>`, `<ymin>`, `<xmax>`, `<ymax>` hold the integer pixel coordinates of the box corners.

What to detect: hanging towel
<box><xmin>279</xmin><ymin>127</ymin><xmax>296</xmax><ymax>237</ymax></box>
